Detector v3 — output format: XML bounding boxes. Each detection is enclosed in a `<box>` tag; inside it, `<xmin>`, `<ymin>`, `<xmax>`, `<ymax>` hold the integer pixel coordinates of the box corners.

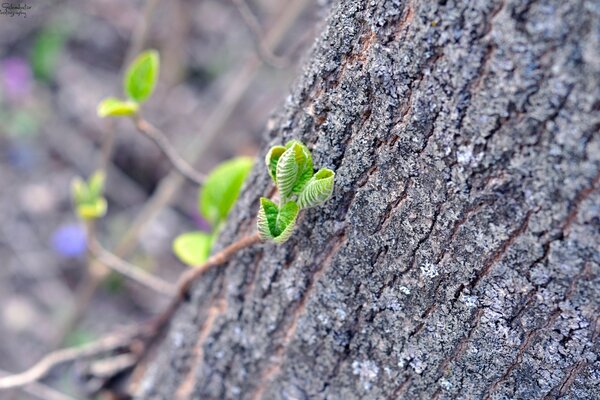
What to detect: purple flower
<box><xmin>1</xmin><ymin>57</ymin><xmax>32</xmax><ymax>100</ymax></box>
<box><xmin>51</xmin><ymin>224</ymin><xmax>87</xmax><ymax>258</ymax></box>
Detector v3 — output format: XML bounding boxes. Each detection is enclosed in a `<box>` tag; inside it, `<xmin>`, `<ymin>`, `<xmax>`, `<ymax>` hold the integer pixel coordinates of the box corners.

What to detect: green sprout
<box><xmin>258</xmin><ymin>140</ymin><xmax>335</xmax><ymax>243</ymax></box>
<box><xmin>97</xmin><ymin>49</ymin><xmax>159</xmax><ymax>118</ymax></box>
<box><xmin>71</xmin><ymin>171</ymin><xmax>107</xmax><ymax>220</ymax></box>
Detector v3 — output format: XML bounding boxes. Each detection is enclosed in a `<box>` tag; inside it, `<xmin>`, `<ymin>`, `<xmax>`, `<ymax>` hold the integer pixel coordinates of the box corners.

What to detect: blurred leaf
<box><xmin>31</xmin><ymin>25</ymin><xmax>67</xmax><ymax>82</ymax></box>
<box><xmin>76</xmin><ymin>198</ymin><xmax>107</xmax><ymax>220</ymax></box>
<box><xmin>71</xmin><ymin>171</ymin><xmax>107</xmax><ymax>220</ymax></box>
<box><xmin>97</xmin><ymin>97</ymin><xmax>139</xmax><ymax>117</ymax></box>
<box><xmin>124</xmin><ymin>50</ymin><xmax>159</xmax><ymax>102</ymax></box>
<box><xmin>173</xmin><ymin>231</ymin><xmax>213</xmax><ymax>266</ymax></box>
<box><xmin>199</xmin><ymin>157</ymin><xmax>253</xmax><ymax>226</ymax></box>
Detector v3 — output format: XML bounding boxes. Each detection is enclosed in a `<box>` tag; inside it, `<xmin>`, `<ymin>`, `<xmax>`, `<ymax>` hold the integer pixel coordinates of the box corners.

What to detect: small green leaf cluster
<box><xmin>97</xmin><ymin>50</ymin><xmax>159</xmax><ymax>118</ymax></box>
<box><xmin>258</xmin><ymin>140</ymin><xmax>334</xmax><ymax>243</ymax></box>
<box><xmin>173</xmin><ymin>157</ymin><xmax>253</xmax><ymax>266</ymax></box>
<box><xmin>71</xmin><ymin>171</ymin><xmax>107</xmax><ymax>220</ymax></box>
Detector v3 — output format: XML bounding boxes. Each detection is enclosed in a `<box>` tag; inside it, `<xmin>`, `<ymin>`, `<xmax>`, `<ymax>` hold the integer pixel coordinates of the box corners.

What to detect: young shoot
<box><xmin>258</xmin><ymin>140</ymin><xmax>335</xmax><ymax>243</ymax></box>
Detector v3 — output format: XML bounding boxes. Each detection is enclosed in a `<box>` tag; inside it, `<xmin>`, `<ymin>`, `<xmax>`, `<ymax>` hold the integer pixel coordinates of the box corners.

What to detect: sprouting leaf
<box><xmin>124</xmin><ymin>50</ymin><xmax>159</xmax><ymax>103</ymax></box>
<box><xmin>275</xmin><ymin>144</ymin><xmax>302</xmax><ymax>198</ymax></box>
<box><xmin>97</xmin><ymin>97</ymin><xmax>139</xmax><ymax>118</ymax></box>
<box><xmin>274</xmin><ymin>201</ymin><xmax>300</xmax><ymax>243</ymax></box>
<box><xmin>87</xmin><ymin>171</ymin><xmax>105</xmax><ymax>198</ymax></box>
<box><xmin>76</xmin><ymin>198</ymin><xmax>107</xmax><ymax>220</ymax></box>
<box><xmin>265</xmin><ymin>145</ymin><xmax>286</xmax><ymax>182</ymax></box>
<box><xmin>257</xmin><ymin>197</ymin><xmax>299</xmax><ymax>243</ymax></box>
<box><xmin>71</xmin><ymin>177</ymin><xmax>87</xmax><ymax>204</ymax></box>
<box><xmin>173</xmin><ymin>231</ymin><xmax>213</xmax><ymax>266</ymax></box>
<box><xmin>200</xmin><ymin>157</ymin><xmax>253</xmax><ymax>226</ymax></box>
<box><xmin>257</xmin><ymin>197</ymin><xmax>279</xmax><ymax>241</ymax></box>
<box><xmin>71</xmin><ymin>171</ymin><xmax>107</xmax><ymax>220</ymax></box>
<box><xmin>286</xmin><ymin>140</ymin><xmax>313</xmax><ymax>193</ymax></box>
<box><xmin>298</xmin><ymin>168</ymin><xmax>335</xmax><ymax>209</ymax></box>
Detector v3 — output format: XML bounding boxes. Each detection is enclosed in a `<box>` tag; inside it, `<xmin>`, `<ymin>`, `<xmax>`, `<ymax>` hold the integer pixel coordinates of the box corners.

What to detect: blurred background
<box><xmin>0</xmin><ymin>0</ymin><xmax>323</xmax><ymax>398</ymax></box>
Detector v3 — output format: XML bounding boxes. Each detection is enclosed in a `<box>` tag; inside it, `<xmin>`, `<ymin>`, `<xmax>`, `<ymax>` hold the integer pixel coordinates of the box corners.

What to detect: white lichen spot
<box><xmin>461</xmin><ymin>294</ymin><xmax>479</xmax><ymax>308</ymax></box>
<box><xmin>352</xmin><ymin>359</ymin><xmax>379</xmax><ymax>390</ymax></box>
<box><xmin>399</xmin><ymin>286</ymin><xmax>411</xmax><ymax>295</ymax></box>
<box><xmin>410</xmin><ymin>359</ymin><xmax>426</xmax><ymax>374</ymax></box>
<box><xmin>420</xmin><ymin>262</ymin><xmax>439</xmax><ymax>279</ymax></box>
<box><xmin>456</xmin><ymin>145</ymin><xmax>473</xmax><ymax>165</ymax></box>
<box><xmin>439</xmin><ymin>378</ymin><xmax>453</xmax><ymax>390</ymax></box>
<box><xmin>335</xmin><ymin>308</ymin><xmax>347</xmax><ymax>320</ymax></box>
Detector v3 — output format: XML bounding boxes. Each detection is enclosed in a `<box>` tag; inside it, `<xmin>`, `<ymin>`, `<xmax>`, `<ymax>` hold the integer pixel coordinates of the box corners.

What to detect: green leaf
<box><xmin>274</xmin><ymin>201</ymin><xmax>300</xmax><ymax>243</ymax></box>
<box><xmin>298</xmin><ymin>168</ymin><xmax>335</xmax><ymax>209</ymax></box>
<box><xmin>97</xmin><ymin>97</ymin><xmax>139</xmax><ymax>117</ymax></box>
<box><xmin>87</xmin><ymin>171</ymin><xmax>105</xmax><ymax>198</ymax></box>
<box><xmin>288</xmin><ymin>141</ymin><xmax>313</xmax><ymax>193</ymax></box>
<box><xmin>172</xmin><ymin>232</ymin><xmax>213</xmax><ymax>266</ymax></box>
<box><xmin>71</xmin><ymin>171</ymin><xmax>108</xmax><ymax>220</ymax></box>
<box><xmin>265</xmin><ymin>145</ymin><xmax>286</xmax><ymax>182</ymax></box>
<box><xmin>76</xmin><ymin>198</ymin><xmax>107</xmax><ymax>220</ymax></box>
<box><xmin>71</xmin><ymin>177</ymin><xmax>87</xmax><ymax>205</ymax></box>
<box><xmin>275</xmin><ymin>144</ymin><xmax>302</xmax><ymax>198</ymax></box>
<box><xmin>256</xmin><ymin>198</ymin><xmax>299</xmax><ymax>243</ymax></box>
<box><xmin>31</xmin><ymin>25</ymin><xmax>68</xmax><ymax>82</ymax></box>
<box><xmin>124</xmin><ymin>50</ymin><xmax>160</xmax><ymax>102</ymax></box>
<box><xmin>200</xmin><ymin>157</ymin><xmax>254</xmax><ymax>226</ymax></box>
<box><xmin>257</xmin><ymin>197</ymin><xmax>279</xmax><ymax>241</ymax></box>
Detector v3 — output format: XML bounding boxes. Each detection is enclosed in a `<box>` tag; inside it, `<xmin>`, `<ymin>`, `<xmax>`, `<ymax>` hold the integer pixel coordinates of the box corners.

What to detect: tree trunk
<box><xmin>134</xmin><ymin>0</ymin><xmax>600</xmax><ymax>399</ymax></box>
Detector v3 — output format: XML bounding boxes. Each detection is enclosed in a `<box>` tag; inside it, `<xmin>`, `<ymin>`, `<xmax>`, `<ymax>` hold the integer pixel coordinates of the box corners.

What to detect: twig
<box><xmin>0</xmin><ymin>233</ymin><xmax>262</xmax><ymax>393</ymax></box>
<box><xmin>179</xmin><ymin>232</ymin><xmax>261</xmax><ymax>294</ymax></box>
<box><xmin>89</xmin><ymin>239</ymin><xmax>177</xmax><ymax>297</ymax></box>
<box><xmin>113</xmin><ymin>0</ymin><xmax>310</xmax><ymax>259</ymax></box>
<box><xmin>0</xmin><ymin>329</ymin><xmax>142</xmax><ymax>390</ymax></box>
<box><xmin>232</xmin><ymin>0</ymin><xmax>289</xmax><ymax>69</ymax></box>
<box><xmin>0</xmin><ymin>369</ymin><xmax>77</xmax><ymax>400</ymax></box>
<box><xmin>132</xmin><ymin>115</ymin><xmax>206</xmax><ymax>186</ymax></box>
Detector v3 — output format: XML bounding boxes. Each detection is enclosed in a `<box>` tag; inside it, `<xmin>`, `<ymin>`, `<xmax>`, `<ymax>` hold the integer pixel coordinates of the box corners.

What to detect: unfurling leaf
<box><xmin>200</xmin><ymin>157</ymin><xmax>253</xmax><ymax>226</ymax></box>
<box><xmin>285</xmin><ymin>140</ymin><xmax>313</xmax><ymax>193</ymax></box>
<box><xmin>265</xmin><ymin>145</ymin><xmax>286</xmax><ymax>182</ymax></box>
<box><xmin>97</xmin><ymin>97</ymin><xmax>139</xmax><ymax>118</ymax></box>
<box><xmin>275</xmin><ymin>201</ymin><xmax>300</xmax><ymax>243</ymax></box>
<box><xmin>275</xmin><ymin>145</ymin><xmax>300</xmax><ymax>198</ymax></box>
<box><xmin>124</xmin><ymin>50</ymin><xmax>159</xmax><ymax>103</ymax></box>
<box><xmin>257</xmin><ymin>198</ymin><xmax>299</xmax><ymax>243</ymax></box>
<box><xmin>173</xmin><ymin>231</ymin><xmax>213</xmax><ymax>266</ymax></box>
<box><xmin>76</xmin><ymin>198</ymin><xmax>107</xmax><ymax>220</ymax></box>
<box><xmin>298</xmin><ymin>168</ymin><xmax>335</xmax><ymax>209</ymax></box>
<box><xmin>71</xmin><ymin>171</ymin><xmax>107</xmax><ymax>220</ymax></box>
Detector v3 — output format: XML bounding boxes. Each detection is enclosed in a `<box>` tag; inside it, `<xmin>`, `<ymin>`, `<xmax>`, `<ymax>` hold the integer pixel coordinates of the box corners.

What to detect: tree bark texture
<box><xmin>135</xmin><ymin>0</ymin><xmax>600</xmax><ymax>399</ymax></box>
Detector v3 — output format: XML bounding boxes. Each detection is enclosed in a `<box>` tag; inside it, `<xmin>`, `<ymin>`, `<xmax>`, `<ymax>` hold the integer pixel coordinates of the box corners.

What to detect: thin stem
<box><xmin>89</xmin><ymin>239</ymin><xmax>177</xmax><ymax>297</ymax></box>
<box><xmin>132</xmin><ymin>115</ymin><xmax>206</xmax><ymax>186</ymax></box>
<box><xmin>0</xmin><ymin>369</ymin><xmax>77</xmax><ymax>400</ymax></box>
<box><xmin>0</xmin><ymin>233</ymin><xmax>262</xmax><ymax>392</ymax></box>
<box><xmin>178</xmin><ymin>232</ymin><xmax>261</xmax><ymax>295</ymax></box>
<box><xmin>232</xmin><ymin>0</ymin><xmax>289</xmax><ymax>69</ymax></box>
<box><xmin>0</xmin><ymin>329</ymin><xmax>142</xmax><ymax>390</ymax></box>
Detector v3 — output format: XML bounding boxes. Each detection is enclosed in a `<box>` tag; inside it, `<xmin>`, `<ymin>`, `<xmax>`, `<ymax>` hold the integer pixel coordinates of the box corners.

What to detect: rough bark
<box><xmin>134</xmin><ymin>0</ymin><xmax>600</xmax><ymax>399</ymax></box>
